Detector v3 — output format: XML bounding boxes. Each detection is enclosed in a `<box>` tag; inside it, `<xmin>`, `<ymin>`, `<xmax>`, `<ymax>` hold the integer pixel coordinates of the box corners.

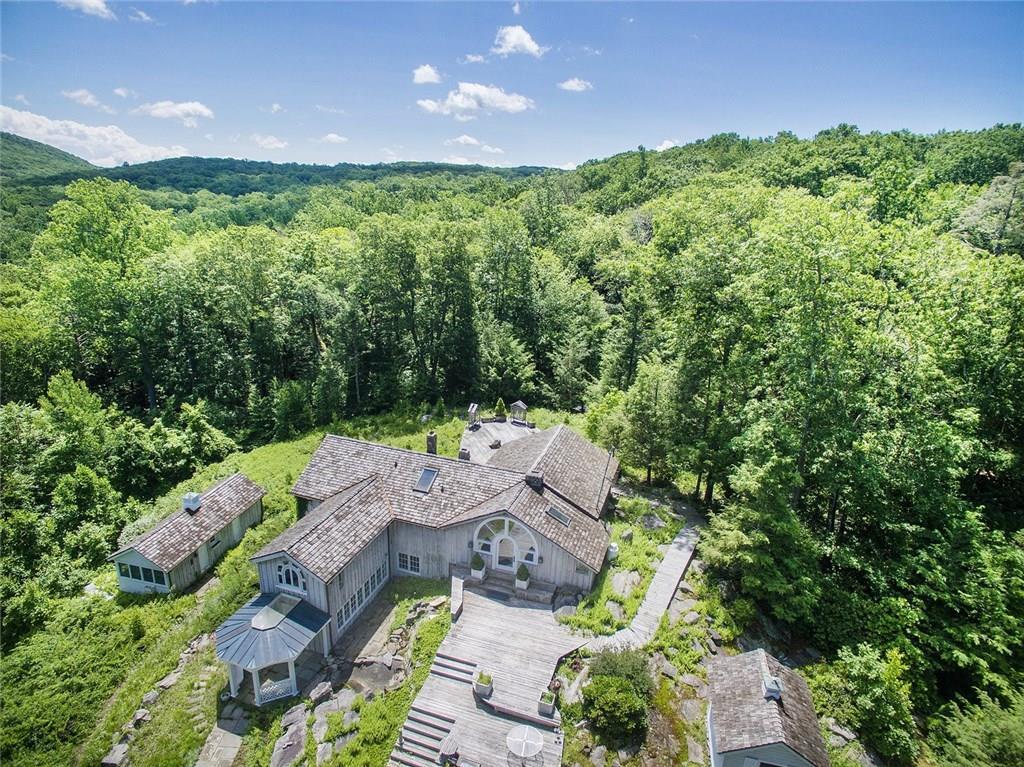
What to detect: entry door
<box><xmin>496</xmin><ymin>537</ymin><xmax>516</xmax><ymax>571</ymax></box>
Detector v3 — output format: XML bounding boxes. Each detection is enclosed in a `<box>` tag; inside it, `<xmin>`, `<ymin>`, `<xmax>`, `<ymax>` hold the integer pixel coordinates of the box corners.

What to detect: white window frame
<box><xmin>276</xmin><ymin>559</ymin><xmax>308</xmax><ymax>595</ymax></box>
<box><xmin>397</xmin><ymin>552</ymin><xmax>420</xmax><ymax>574</ymax></box>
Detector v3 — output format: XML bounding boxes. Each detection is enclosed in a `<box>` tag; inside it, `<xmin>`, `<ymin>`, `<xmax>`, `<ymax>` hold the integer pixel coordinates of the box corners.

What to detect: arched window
<box><xmin>276</xmin><ymin>560</ymin><xmax>307</xmax><ymax>594</ymax></box>
<box><xmin>473</xmin><ymin>516</ymin><xmax>539</xmax><ymax>567</ymax></box>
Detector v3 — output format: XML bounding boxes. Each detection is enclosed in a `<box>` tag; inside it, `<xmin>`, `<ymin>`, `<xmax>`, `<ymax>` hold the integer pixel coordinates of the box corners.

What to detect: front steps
<box><xmin>389</xmin><ymin>704</ymin><xmax>456</xmax><ymax>767</ymax></box>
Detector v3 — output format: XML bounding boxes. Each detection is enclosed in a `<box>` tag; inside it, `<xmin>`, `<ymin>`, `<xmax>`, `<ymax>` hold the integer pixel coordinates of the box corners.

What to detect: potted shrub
<box><xmin>494</xmin><ymin>398</ymin><xmax>507</xmax><ymax>422</ymax></box>
<box><xmin>474</xmin><ymin>671</ymin><xmax>493</xmax><ymax>698</ymax></box>
<box><xmin>515</xmin><ymin>563</ymin><xmax>531</xmax><ymax>590</ymax></box>
<box><xmin>471</xmin><ymin>552</ymin><xmax>486</xmax><ymax>580</ymax></box>
<box><xmin>538</xmin><ymin>689</ymin><xmax>555</xmax><ymax>716</ymax></box>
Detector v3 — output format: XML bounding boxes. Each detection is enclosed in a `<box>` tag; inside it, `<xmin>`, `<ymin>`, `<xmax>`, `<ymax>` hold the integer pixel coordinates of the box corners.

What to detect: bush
<box><xmin>589</xmin><ymin>648</ymin><xmax>652</xmax><ymax>700</ymax></box>
<box><xmin>928</xmin><ymin>689</ymin><xmax>1024</xmax><ymax>767</ymax></box>
<box><xmin>516</xmin><ymin>563</ymin><xmax>530</xmax><ymax>581</ymax></box>
<box><xmin>471</xmin><ymin>552</ymin><xmax>485</xmax><ymax>570</ymax></box>
<box><xmin>494</xmin><ymin>397</ymin><xmax>506</xmax><ymax>417</ymax></box>
<box><xmin>582</xmin><ymin>675</ymin><xmax>648</xmax><ymax>746</ymax></box>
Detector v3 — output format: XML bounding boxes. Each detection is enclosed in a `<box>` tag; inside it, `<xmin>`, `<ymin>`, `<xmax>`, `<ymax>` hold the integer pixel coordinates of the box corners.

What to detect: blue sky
<box><xmin>1</xmin><ymin>1</ymin><xmax>1022</xmax><ymax>168</ymax></box>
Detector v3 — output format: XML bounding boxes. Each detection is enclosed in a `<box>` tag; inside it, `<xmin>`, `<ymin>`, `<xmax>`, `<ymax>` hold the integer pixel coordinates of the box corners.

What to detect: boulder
<box><xmin>827</xmin><ymin>718</ymin><xmax>857</xmax><ymax>743</ymax></box>
<box><xmin>617</xmin><ymin>744</ymin><xmax>639</xmax><ymax>762</ymax></box>
<box><xmin>680</xmin><ymin>699</ymin><xmax>703</xmax><ymax>722</ymax></box>
<box><xmin>660</xmin><ymin>657</ymin><xmax>679</xmax><ymax>680</ymax></box>
<box><xmin>343</xmin><ymin>709</ymin><xmax>360</xmax><ymax>728</ymax></box>
<box><xmin>555</xmin><ymin>605</ymin><xmax>577</xmax><ymax>618</ymax></box>
<box><xmin>101</xmin><ymin>743</ymin><xmax>129</xmax><ymax>767</ymax></box>
<box><xmin>333</xmin><ymin>687</ymin><xmax>358</xmax><ymax>711</ymax></box>
<box><xmin>611</xmin><ymin>570</ymin><xmax>642</xmax><ymax>598</ymax></box>
<box><xmin>641</xmin><ymin>513</ymin><xmax>666</xmax><ymax>530</ymax></box>
<box><xmin>590</xmin><ymin>744</ymin><xmax>607</xmax><ymax>767</ymax></box>
<box><xmin>620</xmin><ymin>529</ymin><xmax>634</xmax><ymax>543</ymax></box>
<box><xmin>686</xmin><ymin>735</ymin><xmax>703</xmax><ymax>764</ymax></box>
<box><xmin>668</xmin><ymin>598</ymin><xmax>698</xmax><ymax>623</ymax></box>
<box><xmin>605</xmin><ymin>601</ymin><xmax>625</xmax><ymax>621</ymax></box>
<box><xmin>377</xmin><ymin>651</ymin><xmax>394</xmax><ymax>669</ymax></box>
<box><xmin>141</xmin><ymin>690</ymin><xmax>160</xmax><ymax>706</ymax></box>
<box><xmin>313</xmin><ymin>698</ymin><xmax>342</xmax><ymax>742</ymax></box>
<box><xmin>270</xmin><ymin>722</ymin><xmax>307</xmax><ymax>767</ymax></box>
<box><xmin>555</xmin><ymin>594</ymin><xmax>579</xmax><ymax>610</ymax></box>
<box><xmin>316</xmin><ymin>742</ymin><xmax>334</xmax><ymax>765</ymax></box>
<box><xmin>682</xmin><ymin>611</ymin><xmax>701</xmax><ymax>625</ymax></box>
<box><xmin>156</xmin><ymin>671</ymin><xmax>181</xmax><ymax>689</ymax></box>
<box><xmin>281</xmin><ymin>703</ymin><xmax>307</xmax><ymax>731</ymax></box>
<box><xmin>679</xmin><ymin>580</ymin><xmax>696</xmax><ymax>595</ymax></box>
<box><xmin>131</xmin><ymin>708</ymin><xmax>152</xmax><ymax>727</ymax></box>
<box><xmin>309</xmin><ymin>681</ymin><xmax>333</xmax><ymax>705</ymax></box>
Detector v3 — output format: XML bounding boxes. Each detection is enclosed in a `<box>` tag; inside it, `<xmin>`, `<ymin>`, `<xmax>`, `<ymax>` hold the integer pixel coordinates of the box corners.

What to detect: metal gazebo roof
<box><xmin>215</xmin><ymin>592</ymin><xmax>330</xmax><ymax>670</ymax></box>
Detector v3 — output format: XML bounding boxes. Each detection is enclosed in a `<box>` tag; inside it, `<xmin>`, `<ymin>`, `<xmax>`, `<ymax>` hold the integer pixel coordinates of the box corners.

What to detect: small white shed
<box><xmin>109</xmin><ymin>473</ymin><xmax>266</xmax><ymax>594</ymax></box>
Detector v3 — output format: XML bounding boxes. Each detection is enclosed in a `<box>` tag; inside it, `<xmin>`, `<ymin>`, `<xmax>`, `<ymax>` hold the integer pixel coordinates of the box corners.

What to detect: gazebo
<box><xmin>510</xmin><ymin>400</ymin><xmax>528</xmax><ymax>424</ymax></box>
<box><xmin>215</xmin><ymin>592</ymin><xmax>331</xmax><ymax>705</ymax></box>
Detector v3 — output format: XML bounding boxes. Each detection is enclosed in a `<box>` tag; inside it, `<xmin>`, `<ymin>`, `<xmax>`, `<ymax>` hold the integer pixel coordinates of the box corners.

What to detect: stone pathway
<box><xmin>588</xmin><ymin>526</ymin><xmax>699</xmax><ymax>651</ymax></box>
<box><xmin>193</xmin><ymin>665</ymin><xmax>249</xmax><ymax>767</ymax></box>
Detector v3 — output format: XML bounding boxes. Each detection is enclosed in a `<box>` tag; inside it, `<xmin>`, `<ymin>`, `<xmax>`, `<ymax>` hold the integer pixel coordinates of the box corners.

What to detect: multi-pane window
<box><xmin>118</xmin><ymin>561</ymin><xmax>167</xmax><ymax>586</ymax></box>
<box><xmin>397</xmin><ymin>552</ymin><xmax>420</xmax><ymax>574</ymax></box>
<box><xmin>277</xmin><ymin>561</ymin><xmax>307</xmax><ymax>594</ymax></box>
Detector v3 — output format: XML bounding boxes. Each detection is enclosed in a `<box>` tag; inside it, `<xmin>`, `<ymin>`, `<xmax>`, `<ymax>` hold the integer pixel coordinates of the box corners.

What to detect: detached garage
<box><xmin>109</xmin><ymin>473</ymin><xmax>266</xmax><ymax>594</ymax></box>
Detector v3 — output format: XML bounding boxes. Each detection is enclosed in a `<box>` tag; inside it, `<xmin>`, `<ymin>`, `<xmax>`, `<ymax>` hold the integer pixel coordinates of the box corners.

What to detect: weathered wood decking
<box><xmin>588</xmin><ymin>526</ymin><xmax>699</xmax><ymax>651</ymax></box>
<box><xmin>392</xmin><ymin>590</ymin><xmax>584</xmax><ymax>767</ymax></box>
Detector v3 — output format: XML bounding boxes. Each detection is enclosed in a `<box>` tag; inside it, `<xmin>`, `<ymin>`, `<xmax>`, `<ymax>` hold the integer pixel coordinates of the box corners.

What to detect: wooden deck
<box><xmin>458</xmin><ymin>421</ymin><xmax>537</xmax><ymax>464</ymax></box>
<box><xmin>392</xmin><ymin>590</ymin><xmax>584</xmax><ymax>767</ymax></box>
<box><xmin>588</xmin><ymin>525</ymin><xmax>699</xmax><ymax>651</ymax></box>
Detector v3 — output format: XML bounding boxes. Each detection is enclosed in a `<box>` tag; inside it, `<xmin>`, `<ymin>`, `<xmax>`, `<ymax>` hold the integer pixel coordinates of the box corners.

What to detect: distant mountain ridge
<box><xmin>0</xmin><ymin>132</ymin><xmax>96</xmax><ymax>182</ymax></box>
<box><xmin>0</xmin><ymin>132</ymin><xmax>552</xmax><ymax>195</ymax></box>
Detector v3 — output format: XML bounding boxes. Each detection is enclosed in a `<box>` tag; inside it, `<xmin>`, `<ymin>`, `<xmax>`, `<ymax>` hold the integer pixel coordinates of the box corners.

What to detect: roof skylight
<box><xmin>546</xmin><ymin>506</ymin><xmax>570</xmax><ymax>527</ymax></box>
<box><xmin>414</xmin><ymin>467</ymin><xmax>439</xmax><ymax>493</ymax></box>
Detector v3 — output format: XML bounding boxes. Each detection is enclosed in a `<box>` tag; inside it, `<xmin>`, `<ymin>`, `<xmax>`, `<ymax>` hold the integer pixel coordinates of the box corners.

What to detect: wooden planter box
<box><xmin>516</xmin><ymin>577</ymin><xmax>530</xmax><ymax>590</ymax></box>
<box><xmin>538</xmin><ymin>693</ymin><xmax>555</xmax><ymax>716</ymax></box>
<box><xmin>471</xmin><ymin>566</ymin><xmax>486</xmax><ymax>580</ymax></box>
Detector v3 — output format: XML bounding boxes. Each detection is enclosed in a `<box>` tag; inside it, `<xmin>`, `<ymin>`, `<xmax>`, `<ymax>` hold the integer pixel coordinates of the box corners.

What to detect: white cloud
<box><xmin>512</xmin><ymin>2</ymin><xmax>521</xmax><ymax>15</ymax></box>
<box><xmin>655</xmin><ymin>139</ymin><xmax>677</xmax><ymax>152</ymax></box>
<box><xmin>413</xmin><ymin>64</ymin><xmax>442</xmax><ymax>85</ymax></box>
<box><xmin>0</xmin><ymin>105</ymin><xmax>186</xmax><ymax>165</ymax></box>
<box><xmin>1</xmin><ymin>53</ymin><xmax>14</xmax><ymax>62</ymax></box>
<box><xmin>491</xmin><ymin>25</ymin><xmax>548</xmax><ymax>58</ymax></box>
<box><xmin>417</xmin><ymin>82</ymin><xmax>534</xmax><ymax>121</ymax></box>
<box><xmin>558</xmin><ymin>161</ymin><xmax>578</xmax><ymax>170</ymax></box>
<box><xmin>251</xmin><ymin>133</ymin><xmax>287</xmax><ymax>150</ymax></box>
<box><xmin>203</xmin><ymin>133</ymin><xmax>214</xmax><ymax>141</ymax></box>
<box><xmin>443</xmin><ymin>155</ymin><xmax>473</xmax><ymax>165</ymax></box>
<box><xmin>381</xmin><ymin>146</ymin><xmax>403</xmax><ymax>162</ymax></box>
<box><xmin>128</xmin><ymin>7</ymin><xmax>154</xmax><ymax>22</ymax></box>
<box><xmin>14</xmin><ymin>94</ymin><xmax>30</xmax><ymax>106</ymax></box>
<box><xmin>135</xmin><ymin>100</ymin><xmax>214</xmax><ymax>127</ymax></box>
<box><xmin>261</xmin><ymin>102</ymin><xmax>285</xmax><ymax>114</ymax></box>
<box><xmin>445</xmin><ymin>134</ymin><xmax>480</xmax><ymax>146</ymax></box>
<box><xmin>482</xmin><ymin>144</ymin><xmax>504</xmax><ymax>154</ymax></box>
<box><xmin>315</xmin><ymin>104</ymin><xmax>346</xmax><ymax>115</ymax></box>
<box><xmin>582</xmin><ymin>45</ymin><xmax>602</xmax><ymax>56</ymax></box>
<box><xmin>112</xmin><ymin>87</ymin><xmax>135</xmax><ymax>99</ymax></box>
<box><xmin>557</xmin><ymin>77</ymin><xmax>592</xmax><ymax>92</ymax></box>
<box><xmin>461</xmin><ymin>54</ymin><xmax>486</xmax><ymax>64</ymax></box>
<box><xmin>320</xmin><ymin>133</ymin><xmax>348</xmax><ymax>144</ymax></box>
<box><xmin>57</xmin><ymin>0</ymin><xmax>116</xmax><ymax>20</ymax></box>
<box><xmin>62</xmin><ymin>88</ymin><xmax>115</xmax><ymax>114</ymax></box>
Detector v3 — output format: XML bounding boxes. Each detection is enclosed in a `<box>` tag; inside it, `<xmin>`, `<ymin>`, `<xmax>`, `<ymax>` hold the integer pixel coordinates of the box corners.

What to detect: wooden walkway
<box><xmin>391</xmin><ymin>590</ymin><xmax>584</xmax><ymax>767</ymax></box>
<box><xmin>588</xmin><ymin>526</ymin><xmax>699</xmax><ymax>651</ymax></box>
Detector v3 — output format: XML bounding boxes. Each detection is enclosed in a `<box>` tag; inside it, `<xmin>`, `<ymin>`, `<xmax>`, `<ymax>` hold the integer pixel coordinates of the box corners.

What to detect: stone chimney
<box><xmin>426</xmin><ymin>430</ymin><xmax>437</xmax><ymax>455</ymax></box>
<box><xmin>525</xmin><ymin>469</ymin><xmax>544</xmax><ymax>490</ymax></box>
<box><xmin>458</xmin><ymin>447</ymin><xmax>471</xmax><ymax>461</ymax></box>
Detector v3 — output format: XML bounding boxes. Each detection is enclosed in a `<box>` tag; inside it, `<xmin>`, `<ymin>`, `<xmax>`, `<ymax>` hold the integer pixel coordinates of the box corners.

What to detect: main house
<box><xmin>215</xmin><ymin>424</ymin><xmax>618</xmax><ymax>704</ymax></box>
<box><xmin>110</xmin><ymin>472</ymin><xmax>266</xmax><ymax>594</ymax></box>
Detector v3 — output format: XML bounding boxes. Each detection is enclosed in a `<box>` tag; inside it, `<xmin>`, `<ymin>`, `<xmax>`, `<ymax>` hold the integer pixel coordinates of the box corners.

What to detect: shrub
<box><xmin>928</xmin><ymin>689</ymin><xmax>1024</xmax><ymax>767</ymax></box>
<box><xmin>476</xmin><ymin>671</ymin><xmax>492</xmax><ymax>685</ymax></box>
<box><xmin>471</xmin><ymin>552</ymin><xmax>485</xmax><ymax>570</ymax></box>
<box><xmin>540</xmin><ymin>690</ymin><xmax>554</xmax><ymax>703</ymax></box>
<box><xmin>494</xmin><ymin>397</ymin><xmax>507</xmax><ymax>417</ymax></box>
<box><xmin>516</xmin><ymin>563</ymin><xmax>530</xmax><ymax>581</ymax></box>
<box><xmin>583</xmin><ymin>675</ymin><xmax>648</xmax><ymax>746</ymax></box>
<box><xmin>589</xmin><ymin>648</ymin><xmax>652</xmax><ymax>700</ymax></box>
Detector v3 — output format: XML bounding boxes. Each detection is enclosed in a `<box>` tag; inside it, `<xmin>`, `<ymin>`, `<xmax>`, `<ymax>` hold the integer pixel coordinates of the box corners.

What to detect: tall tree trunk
<box><xmin>703</xmin><ymin>474</ymin><xmax>715</xmax><ymax>507</ymax></box>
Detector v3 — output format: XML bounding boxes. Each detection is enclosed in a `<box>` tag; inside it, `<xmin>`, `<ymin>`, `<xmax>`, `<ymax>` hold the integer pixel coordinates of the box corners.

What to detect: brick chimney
<box><xmin>525</xmin><ymin>469</ymin><xmax>544</xmax><ymax>490</ymax></box>
<box><xmin>426</xmin><ymin>430</ymin><xmax>437</xmax><ymax>455</ymax></box>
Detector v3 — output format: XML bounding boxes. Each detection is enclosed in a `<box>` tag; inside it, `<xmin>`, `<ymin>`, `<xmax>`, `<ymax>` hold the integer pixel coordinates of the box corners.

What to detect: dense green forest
<box><xmin>2</xmin><ymin>124</ymin><xmax>1023</xmax><ymax>765</ymax></box>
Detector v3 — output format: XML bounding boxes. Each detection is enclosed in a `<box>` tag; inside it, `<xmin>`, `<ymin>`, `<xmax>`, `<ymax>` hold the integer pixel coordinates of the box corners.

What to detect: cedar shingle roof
<box><xmin>484</xmin><ymin>425</ymin><xmax>619</xmax><ymax>517</ymax></box>
<box><xmin>112</xmin><ymin>473</ymin><xmax>265</xmax><ymax>571</ymax></box>
<box><xmin>252</xmin><ymin>478</ymin><xmax>393</xmax><ymax>582</ymax></box>
<box><xmin>708</xmin><ymin>649</ymin><xmax>829</xmax><ymax>767</ymax></box>
<box><xmin>279</xmin><ymin>427</ymin><xmax>613</xmax><ymax>579</ymax></box>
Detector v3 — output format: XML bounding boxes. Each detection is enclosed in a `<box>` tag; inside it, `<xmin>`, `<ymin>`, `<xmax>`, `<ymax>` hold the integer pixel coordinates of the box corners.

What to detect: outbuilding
<box><xmin>707</xmin><ymin>649</ymin><xmax>830</xmax><ymax>767</ymax></box>
<box><xmin>109</xmin><ymin>473</ymin><xmax>266</xmax><ymax>593</ymax></box>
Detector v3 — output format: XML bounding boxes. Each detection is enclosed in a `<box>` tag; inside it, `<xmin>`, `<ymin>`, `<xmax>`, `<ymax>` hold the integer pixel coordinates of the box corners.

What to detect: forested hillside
<box><xmin>2</xmin><ymin>124</ymin><xmax>1023</xmax><ymax>766</ymax></box>
<box><xmin>0</xmin><ymin>131</ymin><xmax>95</xmax><ymax>182</ymax></box>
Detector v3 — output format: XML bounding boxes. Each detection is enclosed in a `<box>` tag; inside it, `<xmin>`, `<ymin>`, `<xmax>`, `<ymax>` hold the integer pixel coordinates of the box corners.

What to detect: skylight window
<box><xmin>414</xmin><ymin>467</ymin><xmax>439</xmax><ymax>493</ymax></box>
<box><xmin>546</xmin><ymin>506</ymin><xmax>570</xmax><ymax>527</ymax></box>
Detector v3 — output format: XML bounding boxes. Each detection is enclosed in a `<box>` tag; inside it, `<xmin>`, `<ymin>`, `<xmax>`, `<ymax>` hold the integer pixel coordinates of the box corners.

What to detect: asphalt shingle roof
<box><xmin>708</xmin><ymin>649</ymin><xmax>830</xmax><ymax>767</ymax></box>
<box><xmin>277</xmin><ymin>427</ymin><xmax>614</xmax><ymax>579</ymax></box>
<box><xmin>113</xmin><ymin>473</ymin><xmax>265</xmax><ymax>571</ymax></box>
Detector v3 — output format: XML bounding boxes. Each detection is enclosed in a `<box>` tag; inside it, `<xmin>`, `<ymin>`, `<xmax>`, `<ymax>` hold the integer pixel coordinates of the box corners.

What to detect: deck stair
<box><xmin>390</xmin><ymin>704</ymin><xmax>456</xmax><ymax>767</ymax></box>
<box><xmin>429</xmin><ymin>652</ymin><xmax>477</xmax><ymax>684</ymax></box>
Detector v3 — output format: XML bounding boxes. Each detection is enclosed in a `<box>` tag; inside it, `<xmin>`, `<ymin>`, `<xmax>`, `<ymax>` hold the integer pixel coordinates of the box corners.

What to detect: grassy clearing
<box><xmin>386</xmin><ymin>577</ymin><xmax>450</xmax><ymax>632</ymax></box>
<box><xmin>560</xmin><ymin>497</ymin><xmax>685</xmax><ymax>635</ymax></box>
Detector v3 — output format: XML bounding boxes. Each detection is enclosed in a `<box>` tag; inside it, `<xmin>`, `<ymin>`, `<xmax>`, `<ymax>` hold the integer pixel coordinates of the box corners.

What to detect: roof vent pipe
<box><xmin>763</xmin><ymin>676</ymin><xmax>784</xmax><ymax>702</ymax></box>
